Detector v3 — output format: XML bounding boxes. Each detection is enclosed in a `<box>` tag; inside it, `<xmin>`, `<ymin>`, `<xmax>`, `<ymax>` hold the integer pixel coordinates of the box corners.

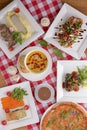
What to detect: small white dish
<box><xmin>44</xmin><ymin>3</ymin><xmax>87</xmax><ymax>59</ymax></box>
<box><xmin>0</xmin><ymin>81</ymin><xmax>39</xmax><ymax>130</ymax></box>
<box><xmin>34</xmin><ymin>83</ymin><xmax>55</xmax><ymax>103</ymax></box>
<box><xmin>17</xmin><ymin>46</ymin><xmax>52</xmax><ymax>81</ymax></box>
<box><xmin>0</xmin><ymin>0</ymin><xmax>44</xmax><ymax>59</ymax></box>
<box><xmin>57</xmin><ymin>60</ymin><xmax>87</xmax><ymax>103</ymax></box>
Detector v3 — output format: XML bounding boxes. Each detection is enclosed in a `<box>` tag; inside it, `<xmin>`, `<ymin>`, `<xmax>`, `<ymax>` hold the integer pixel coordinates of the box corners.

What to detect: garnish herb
<box><xmin>12</xmin><ymin>87</ymin><xmax>28</xmax><ymax>101</ymax></box>
<box><xmin>38</xmin><ymin>40</ymin><xmax>64</xmax><ymax>58</ymax></box>
<box><xmin>11</xmin><ymin>31</ymin><xmax>23</xmax><ymax>44</ymax></box>
<box><xmin>52</xmin><ymin>48</ymin><xmax>64</xmax><ymax>58</ymax></box>
<box><xmin>38</xmin><ymin>40</ymin><xmax>48</xmax><ymax>46</ymax></box>
<box><xmin>77</xmin><ymin>66</ymin><xmax>87</xmax><ymax>86</ymax></box>
<box><xmin>46</xmin><ymin>117</ymin><xmax>56</xmax><ymax>127</ymax></box>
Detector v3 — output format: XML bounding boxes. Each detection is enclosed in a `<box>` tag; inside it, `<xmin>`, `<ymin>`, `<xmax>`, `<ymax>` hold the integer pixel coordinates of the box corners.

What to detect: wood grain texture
<box><xmin>0</xmin><ymin>0</ymin><xmax>12</xmax><ymax>9</ymax></box>
<box><xmin>0</xmin><ymin>72</ymin><xmax>7</xmax><ymax>88</ymax></box>
<box><xmin>13</xmin><ymin>126</ymin><xmax>28</xmax><ymax>130</ymax></box>
<box><xmin>62</xmin><ymin>0</ymin><xmax>87</xmax><ymax>15</ymax></box>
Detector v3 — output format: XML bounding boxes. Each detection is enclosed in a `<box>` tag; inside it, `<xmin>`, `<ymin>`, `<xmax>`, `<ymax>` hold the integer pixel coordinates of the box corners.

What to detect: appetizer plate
<box><xmin>0</xmin><ymin>0</ymin><xmax>44</xmax><ymax>59</ymax></box>
<box><xmin>44</xmin><ymin>3</ymin><xmax>87</xmax><ymax>59</ymax></box>
<box><xmin>57</xmin><ymin>60</ymin><xmax>87</xmax><ymax>103</ymax></box>
<box><xmin>17</xmin><ymin>46</ymin><xmax>52</xmax><ymax>81</ymax></box>
<box><xmin>0</xmin><ymin>81</ymin><xmax>39</xmax><ymax>130</ymax></box>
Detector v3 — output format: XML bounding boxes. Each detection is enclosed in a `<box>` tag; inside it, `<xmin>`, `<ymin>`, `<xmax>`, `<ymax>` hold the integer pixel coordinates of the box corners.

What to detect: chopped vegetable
<box><xmin>14</xmin><ymin>8</ymin><xmax>20</xmax><ymax>13</ymax></box>
<box><xmin>24</xmin><ymin>105</ymin><xmax>29</xmax><ymax>110</ymax></box>
<box><xmin>55</xmin><ymin>16</ymin><xmax>83</xmax><ymax>47</ymax></box>
<box><xmin>6</xmin><ymin>91</ymin><xmax>12</xmax><ymax>97</ymax></box>
<box><xmin>77</xmin><ymin>66</ymin><xmax>87</xmax><ymax>87</ymax></box>
<box><xmin>1</xmin><ymin>96</ymin><xmax>24</xmax><ymax>109</ymax></box>
<box><xmin>11</xmin><ymin>31</ymin><xmax>23</xmax><ymax>44</ymax></box>
<box><xmin>46</xmin><ymin>117</ymin><xmax>56</xmax><ymax>127</ymax></box>
<box><xmin>5</xmin><ymin>108</ymin><xmax>10</xmax><ymax>113</ymax></box>
<box><xmin>12</xmin><ymin>87</ymin><xmax>28</xmax><ymax>101</ymax></box>
<box><xmin>8</xmin><ymin>46</ymin><xmax>14</xmax><ymax>51</ymax></box>
<box><xmin>1</xmin><ymin>120</ymin><xmax>7</xmax><ymax>125</ymax></box>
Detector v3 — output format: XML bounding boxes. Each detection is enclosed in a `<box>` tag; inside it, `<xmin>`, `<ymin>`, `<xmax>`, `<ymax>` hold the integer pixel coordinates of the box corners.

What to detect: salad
<box><xmin>56</xmin><ymin>16</ymin><xmax>83</xmax><ymax>47</ymax></box>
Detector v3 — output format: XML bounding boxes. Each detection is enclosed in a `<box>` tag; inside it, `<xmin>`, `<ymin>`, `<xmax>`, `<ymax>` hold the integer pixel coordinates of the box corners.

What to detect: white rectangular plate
<box><xmin>0</xmin><ymin>81</ymin><xmax>39</xmax><ymax>130</ymax></box>
<box><xmin>0</xmin><ymin>0</ymin><xmax>44</xmax><ymax>59</ymax></box>
<box><xmin>44</xmin><ymin>3</ymin><xmax>87</xmax><ymax>59</ymax></box>
<box><xmin>57</xmin><ymin>60</ymin><xmax>87</xmax><ymax>103</ymax></box>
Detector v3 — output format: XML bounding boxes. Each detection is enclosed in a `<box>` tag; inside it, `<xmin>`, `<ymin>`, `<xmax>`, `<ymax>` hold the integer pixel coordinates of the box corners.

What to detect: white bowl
<box><xmin>35</xmin><ymin>83</ymin><xmax>55</xmax><ymax>103</ymax></box>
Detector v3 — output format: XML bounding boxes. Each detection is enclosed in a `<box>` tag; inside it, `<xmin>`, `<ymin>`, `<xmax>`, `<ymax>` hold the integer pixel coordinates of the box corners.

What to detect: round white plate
<box><xmin>17</xmin><ymin>46</ymin><xmax>52</xmax><ymax>81</ymax></box>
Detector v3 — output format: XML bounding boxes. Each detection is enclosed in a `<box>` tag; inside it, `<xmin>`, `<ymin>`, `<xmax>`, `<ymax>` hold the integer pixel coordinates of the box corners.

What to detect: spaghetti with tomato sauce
<box><xmin>26</xmin><ymin>51</ymin><xmax>48</xmax><ymax>73</ymax></box>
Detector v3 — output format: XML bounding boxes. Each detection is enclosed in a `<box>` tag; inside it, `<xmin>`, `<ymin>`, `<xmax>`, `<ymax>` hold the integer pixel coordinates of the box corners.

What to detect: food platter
<box><xmin>0</xmin><ymin>0</ymin><xmax>44</xmax><ymax>59</ymax></box>
<box><xmin>17</xmin><ymin>46</ymin><xmax>52</xmax><ymax>81</ymax></box>
<box><xmin>0</xmin><ymin>81</ymin><xmax>39</xmax><ymax>130</ymax></box>
<box><xmin>44</xmin><ymin>3</ymin><xmax>87</xmax><ymax>59</ymax></box>
<box><xmin>57</xmin><ymin>60</ymin><xmax>87</xmax><ymax>103</ymax></box>
<box><xmin>40</xmin><ymin>102</ymin><xmax>87</xmax><ymax>130</ymax></box>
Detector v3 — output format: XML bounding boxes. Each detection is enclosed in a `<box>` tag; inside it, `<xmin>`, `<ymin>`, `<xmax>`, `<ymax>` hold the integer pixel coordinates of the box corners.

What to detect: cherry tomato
<box><xmin>24</xmin><ymin>105</ymin><xmax>29</xmax><ymax>110</ymax></box>
<box><xmin>73</xmin><ymin>86</ymin><xmax>79</xmax><ymax>91</ymax></box>
<box><xmin>14</xmin><ymin>8</ymin><xmax>20</xmax><ymax>13</ymax></box>
<box><xmin>6</xmin><ymin>91</ymin><xmax>12</xmax><ymax>97</ymax></box>
<box><xmin>8</xmin><ymin>46</ymin><xmax>14</xmax><ymax>51</ymax></box>
<box><xmin>1</xmin><ymin>120</ymin><xmax>7</xmax><ymax>125</ymax></box>
<box><xmin>58</xmin><ymin>33</ymin><xmax>62</xmax><ymax>38</ymax></box>
<box><xmin>5</xmin><ymin>109</ymin><xmax>10</xmax><ymax>113</ymax></box>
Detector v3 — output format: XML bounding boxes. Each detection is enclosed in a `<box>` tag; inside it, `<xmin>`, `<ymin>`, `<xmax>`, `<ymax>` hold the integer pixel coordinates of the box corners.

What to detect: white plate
<box><xmin>0</xmin><ymin>81</ymin><xmax>39</xmax><ymax>130</ymax></box>
<box><xmin>57</xmin><ymin>60</ymin><xmax>87</xmax><ymax>103</ymax></box>
<box><xmin>0</xmin><ymin>0</ymin><xmax>44</xmax><ymax>59</ymax></box>
<box><xmin>17</xmin><ymin>46</ymin><xmax>52</xmax><ymax>81</ymax></box>
<box><xmin>44</xmin><ymin>3</ymin><xmax>87</xmax><ymax>59</ymax></box>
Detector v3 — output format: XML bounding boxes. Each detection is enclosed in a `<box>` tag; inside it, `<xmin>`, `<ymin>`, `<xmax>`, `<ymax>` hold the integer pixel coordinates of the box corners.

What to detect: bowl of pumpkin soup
<box><xmin>24</xmin><ymin>50</ymin><xmax>48</xmax><ymax>73</ymax></box>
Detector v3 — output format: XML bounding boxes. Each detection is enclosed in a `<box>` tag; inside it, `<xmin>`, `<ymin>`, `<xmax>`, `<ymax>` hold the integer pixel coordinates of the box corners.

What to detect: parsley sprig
<box><xmin>12</xmin><ymin>87</ymin><xmax>28</xmax><ymax>101</ymax></box>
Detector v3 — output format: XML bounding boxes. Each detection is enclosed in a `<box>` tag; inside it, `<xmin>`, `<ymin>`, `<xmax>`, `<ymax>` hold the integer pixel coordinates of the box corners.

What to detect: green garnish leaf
<box><xmin>11</xmin><ymin>31</ymin><xmax>23</xmax><ymax>44</ymax></box>
<box><xmin>46</xmin><ymin>117</ymin><xmax>56</xmax><ymax>127</ymax></box>
<box><xmin>38</xmin><ymin>40</ymin><xmax>48</xmax><ymax>46</ymax></box>
<box><xmin>74</xmin><ymin>22</ymin><xmax>82</xmax><ymax>29</ymax></box>
<box><xmin>52</xmin><ymin>48</ymin><xmax>64</xmax><ymax>58</ymax></box>
<box><xmin>12</xmin><ymin>87</ymin><xmax>28</xmax><ymax>101</ymax></box>
<box><xmin>77</xmin><ymin>66</ymin><xmax>87</xmax><ymax>86</ymax></box>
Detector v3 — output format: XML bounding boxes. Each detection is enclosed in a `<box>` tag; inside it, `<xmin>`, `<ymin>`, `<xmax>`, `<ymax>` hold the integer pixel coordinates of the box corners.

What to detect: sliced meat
<box><xmin>0</xmin><ymin>24</ymin><xmax>16</xmax><ymax>47</ymax></box>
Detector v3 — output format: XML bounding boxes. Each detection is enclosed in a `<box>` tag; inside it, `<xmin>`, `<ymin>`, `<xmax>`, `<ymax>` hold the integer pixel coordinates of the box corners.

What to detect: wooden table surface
<box><xmin>62</xmin><ymin>0</ymin><xmax>87</xmax><ymax>15</ymax></box>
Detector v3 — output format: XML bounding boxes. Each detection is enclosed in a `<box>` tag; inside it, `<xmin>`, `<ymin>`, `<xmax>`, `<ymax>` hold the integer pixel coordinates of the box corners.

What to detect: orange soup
<box><xmin>26</xmin><ymin>51</ymin><xmax>48</xmax><ymax>73</ymax></box>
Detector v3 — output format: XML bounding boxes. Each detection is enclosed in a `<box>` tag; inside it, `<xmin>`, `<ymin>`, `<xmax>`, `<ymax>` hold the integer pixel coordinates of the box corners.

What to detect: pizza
<box><xmin>41</xmin><ymin>102</ymin><xmax>87</xmax><ymax>130</ymax></box>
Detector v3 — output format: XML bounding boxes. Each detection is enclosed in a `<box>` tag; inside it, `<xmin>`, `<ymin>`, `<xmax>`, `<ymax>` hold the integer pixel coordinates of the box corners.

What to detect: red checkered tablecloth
<box><xmin>0</xmin><ymin>0</ymin><xmax>87</xmax><ymax>130</ymax></box>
